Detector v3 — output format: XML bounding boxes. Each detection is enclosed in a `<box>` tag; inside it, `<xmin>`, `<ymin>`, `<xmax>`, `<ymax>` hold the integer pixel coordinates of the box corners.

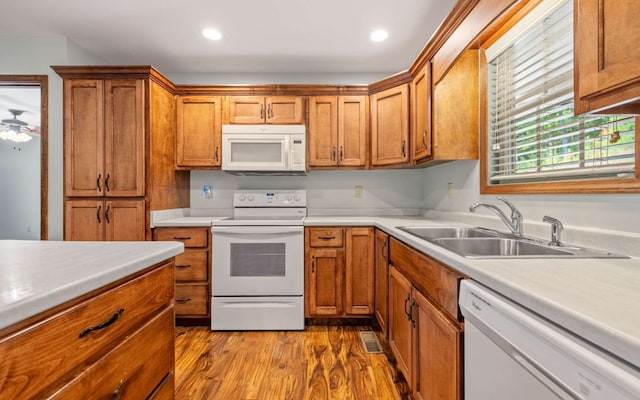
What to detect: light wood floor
<box><xmin>174</xmin><ymin>325</ymin><xmax>404</xmax><ymax>400</ymax></box>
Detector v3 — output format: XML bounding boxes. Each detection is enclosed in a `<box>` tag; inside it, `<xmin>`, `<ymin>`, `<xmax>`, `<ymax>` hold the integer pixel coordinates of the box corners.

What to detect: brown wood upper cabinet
<box><xmin>305</xmin><ymin>226</ymin><xmax>375</xmax><ymax>317</ymax></box>
<box><xmin>64</xmin><ymin>79</ymin><xmax>145</xmax><ymax>197</ymax></box>
<box><xmin>226</xmin><ymin>96</ymin><xmax>304</xmax><ymax>124</ymax></box>
<box><xmin>308</xmin><ymin>96</ymin><xmax>368</xmax><ymax>168</ymax></box>
<box><xmin>175</xmin><ymin>96</ymin><xmax>222</xmax><ymax>169</ymax></box>
<box><xmin>574</xmin><ymin>0</ymin><xmax>640</xmax><ymax>114</ymax></box>
<box><xmin>411</xmin><ymin>63</ymin><xmax>432</xmax><ymax>162</ymax></box>
<box><xmin>370</xmin><ymin>84</ymin><xmax>410</xmax><ymax>166</ymax></box>
<box><xmin>430</xmin><ymin>50</ymin><xmax>479</xmax><ymax>164</ymax></box>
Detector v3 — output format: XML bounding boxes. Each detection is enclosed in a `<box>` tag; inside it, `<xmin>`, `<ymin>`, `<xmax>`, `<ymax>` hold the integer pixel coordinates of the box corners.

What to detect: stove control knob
<box><xmin>247</xmin><ymin>195</ymin><xmax>254</xmax><ymax>201</ymax></box>
<box><xmin>294</xmin><ymin>194</ymin><xmax>301</xmax><ymax>201</ymax></box>
<box><xmin>238</xmin><ymin>194</ymin><xmax>246</xmax><ymax>201</ymax></box>
<box><xmin>286</xmin><ymin>195</ymin><xmax>293</xmax><ymax>202</ymax></box>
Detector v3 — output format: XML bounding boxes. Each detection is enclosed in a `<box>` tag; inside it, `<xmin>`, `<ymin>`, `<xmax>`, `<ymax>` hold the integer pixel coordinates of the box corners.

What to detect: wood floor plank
<box><xmin>174</xmin><ymin>325</ymin><xmax>402</xmax><ymax>400</ymax></box>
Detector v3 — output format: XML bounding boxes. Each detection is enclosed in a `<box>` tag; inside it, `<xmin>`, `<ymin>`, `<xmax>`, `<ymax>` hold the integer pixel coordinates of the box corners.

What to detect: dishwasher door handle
<box><xmin>512</xmin><ymin>351</ymin><xmax>581</xmax><ymax>400</ymax></box>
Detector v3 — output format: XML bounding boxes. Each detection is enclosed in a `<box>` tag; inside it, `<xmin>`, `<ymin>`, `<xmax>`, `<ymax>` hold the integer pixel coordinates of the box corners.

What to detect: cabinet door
<box><xmin>388</xmin><ymin>265</ymin><xmax>413</xmax><ymax>386</ymax></box>
<box><xmin>432</xmin><ymin>50</ymin><xmax>479</xmax><ymax>161</ymax></box>
<box><xmin>338</xmin><ymin>96</ymin><xmax>368</xmax><ymax>167</ymax></box>
<box><xmin>344</xmin><ymin>227</ymin><xmax>374</xmax><ymax>315</ymax></box>
<box><xmin>575</xmin><ymin>0</ymin><xmax>640</xmax><ymax>108</ymax></box>
<box><xmin>308</xmin><ymin>96</ymin><xmax>338</xmax><ymax>167</ymax></box>
<box><xmin>411</xmin><ymin>64</ymin><xmax>432</xmax><ymax>161</ymax></box>
<box><xmin>374</xmin><ymin>229</ymin><xmax>389</xmax><ymax>338</ymax></box>
<box><xmin>64</xmin><ymin>80</ymin><xmax>104</xmax><ymax>197</ymax></box>
<box><xmin>266</xmin><ymin>96</ymin><xmax>304</xmax><ymax>124</ymax></box>
<box><xmin>175</xmin><ymin>96</ymin><xmax>223</xmax><ymax>168</ymax></box>
<box><xmin>104</xmin><ymin>200</ymin><xmax>145</xmax><ymax>241</ymax></box>
<box><xmin>307</xmin><ymin>248</ymin><xmax>344</xmax><ymax>316</ymax></box>
<box><xmin>371</xmin><ymin>85</ymin><xmax>410</xmax><ymax>166</ymax></box>
<box><xmin>104</xmin><ymin>79</ymin><xmax>145</xmax><ymax>197</ymax></box>
<box><xmin>227</xmin><ymin>96</ymin><xmax>265</xmax><ymax>124</ymax></box>
<box><xmin>64</xmin><ymin>199</ymin><xmax>104</xmax><ymax>241</ymax></box>
<box><xmin>412</xmin><ymin>289</ymin><xmax>462</xmax><ymax>400</ymax></box>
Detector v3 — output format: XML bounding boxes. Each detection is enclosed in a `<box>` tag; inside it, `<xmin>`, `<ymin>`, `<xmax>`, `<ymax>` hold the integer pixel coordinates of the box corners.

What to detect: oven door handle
<box><xmin>211</xmin><ymin>226</ymin><xmax>303</xmax><ymax>235</ymax></box>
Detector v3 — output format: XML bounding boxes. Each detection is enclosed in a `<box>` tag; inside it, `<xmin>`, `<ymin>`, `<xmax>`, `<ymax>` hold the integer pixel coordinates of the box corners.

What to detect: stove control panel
<box><xmin>233</xmin><ymin>190</ymin><xmax>307</xmax><ymax>207</ymax></box>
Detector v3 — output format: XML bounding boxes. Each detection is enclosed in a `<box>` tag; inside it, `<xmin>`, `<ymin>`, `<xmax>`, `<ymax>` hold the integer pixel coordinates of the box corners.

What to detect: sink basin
<box><xmin>396</xmin><ymin>226</ymin><xmax>499</xmax><ymax>240</ymax></box>
<box><xmin>432</xmin><ymin>238</ymin><xmax>573</xmax><ymax>258</ymax></box>
<box><xmin>396</xmin><ymin>225</ymin><xmax>628</xmax><ymax>259</ymax></box>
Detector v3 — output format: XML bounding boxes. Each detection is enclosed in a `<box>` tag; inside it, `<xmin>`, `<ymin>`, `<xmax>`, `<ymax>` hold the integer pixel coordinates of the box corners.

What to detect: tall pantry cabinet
<box><xmin>54</xmin><ymin>66</ymin><xmax>190</xmax><ymax>241</ymax></box>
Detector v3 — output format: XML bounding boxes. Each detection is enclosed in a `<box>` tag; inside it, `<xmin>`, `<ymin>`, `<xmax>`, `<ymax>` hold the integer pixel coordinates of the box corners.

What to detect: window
<box><xmin>484</xmin><ymin>0</ymin><xmax>637</xmax><ymax>190</ymax></box>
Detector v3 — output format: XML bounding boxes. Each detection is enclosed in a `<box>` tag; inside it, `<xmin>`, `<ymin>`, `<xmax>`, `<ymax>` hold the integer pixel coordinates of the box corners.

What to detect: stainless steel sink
<box><xmin>432</xmin><ymin>238</ymin><xmax>573</xmax><ymax>258</ymax></box>
<box><xmin>396</xmin><ymin>226</ymin><xmax>628</xmax><ymax>259</ymax></box>
<box><xmin>396</xmin><ymin>226</ymin><xmax>499</xmax><ymax>240</ymax></box>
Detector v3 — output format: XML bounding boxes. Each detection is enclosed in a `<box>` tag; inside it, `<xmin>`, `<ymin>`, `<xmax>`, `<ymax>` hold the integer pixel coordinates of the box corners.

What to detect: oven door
<box><xmin>211</xmin><ymin>226</ymin><xmax>304</xmax><ymax>296</ymax></box>
<box><xmin>221</xmin><ymin>134</ymin><xmax>289</xmax><ymax>171</ymax></box>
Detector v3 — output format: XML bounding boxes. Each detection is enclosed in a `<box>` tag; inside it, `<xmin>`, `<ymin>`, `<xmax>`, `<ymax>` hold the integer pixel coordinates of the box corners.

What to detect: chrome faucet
<box><xmin>469</xmin><ymin>197</ymin><xmax>523</xmax><ymax>236</ymax></box>
<box><xmin>543</xmin><ymin>215</ymin><xmax>564</xmax><ymax>246</ymax></box>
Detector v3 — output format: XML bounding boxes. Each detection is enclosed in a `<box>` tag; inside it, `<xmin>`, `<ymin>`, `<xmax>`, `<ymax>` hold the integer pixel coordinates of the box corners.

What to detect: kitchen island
<box><xmin>0</xmin><ymin>239</ymin><xmax>183</xmax><ymax>399</ymax></box>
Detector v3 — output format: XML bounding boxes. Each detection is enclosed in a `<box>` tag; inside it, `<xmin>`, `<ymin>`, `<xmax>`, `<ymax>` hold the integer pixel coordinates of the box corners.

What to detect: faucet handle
<box><xmin>496</xmin><ymin>197</ymin><xmax>521</xmax><ymax>218</ymax></box>
<box><xmin>543</xmin><ymin>215</ymin><xmax>564</xmax><ymax>246</ymax></box>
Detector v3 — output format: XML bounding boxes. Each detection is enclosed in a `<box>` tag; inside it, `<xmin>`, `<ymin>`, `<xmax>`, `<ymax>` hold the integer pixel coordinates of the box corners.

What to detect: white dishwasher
<box><xmin>459</xmin><ymin>280</ymin><xmax>640</xmax><ymax>400</ymax></box>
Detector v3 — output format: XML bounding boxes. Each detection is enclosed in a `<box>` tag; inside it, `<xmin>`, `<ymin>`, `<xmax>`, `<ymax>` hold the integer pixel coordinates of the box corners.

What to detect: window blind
<box><xmin>487</xmin><ymin>0</ymin><xmax>635</xmax><ymax>184</ymax></box>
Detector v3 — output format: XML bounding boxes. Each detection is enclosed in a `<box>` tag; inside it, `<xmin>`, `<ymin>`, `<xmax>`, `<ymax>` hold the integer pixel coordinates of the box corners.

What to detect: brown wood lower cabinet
<box><xmin>305</xmin><ymin>226</ymin><xmax>374</xmax><ymax>317</ymax></box>
<box><xmin>0</xmin><ymin>260</ymin><xmax>175</xmax><ymax>399</ymax></box>
<box><xmin>374</xmin><ymin>228</ymin><xmax>390</xmax><ymax>338</ymax></box>
<box><xmin>154</xmin><ymin>227</ymin><xmax>211</xmax><ymax>322</ymax></box>
<box><xmin>64</xmin><ymin>199</ymin><xmax>145</xmax><ymax>241</ymax></box>
<box><xmin>388</xmin><ymin>238</ymin><xmax>464</xmax><ymax>400</ymax></box>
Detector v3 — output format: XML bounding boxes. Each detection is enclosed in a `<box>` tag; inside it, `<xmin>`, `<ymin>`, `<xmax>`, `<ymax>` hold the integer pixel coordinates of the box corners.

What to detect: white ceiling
<box><xmin>0</xmin><ymin>0</ymin><xmax>457</xmax><ymax>77</ymax></box>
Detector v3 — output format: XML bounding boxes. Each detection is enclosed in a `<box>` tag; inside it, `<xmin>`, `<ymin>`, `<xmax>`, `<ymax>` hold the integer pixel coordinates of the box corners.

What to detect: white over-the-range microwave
<box><xmin>221</xmin><ymin>124</ymin><xmax>306</xmax><ymax>175</ymax></box>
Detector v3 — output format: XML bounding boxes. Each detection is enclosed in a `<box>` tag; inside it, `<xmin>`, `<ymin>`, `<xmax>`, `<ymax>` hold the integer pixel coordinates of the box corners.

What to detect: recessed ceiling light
<box><xmin>370</xmin><ymin>29</ymin><xmax>388</xmax><ymax>42</ymax></box>
<box><xmin>202</xmin><ymin>28</ymin><xmax>222</xmax><ymax>41</ymax></box>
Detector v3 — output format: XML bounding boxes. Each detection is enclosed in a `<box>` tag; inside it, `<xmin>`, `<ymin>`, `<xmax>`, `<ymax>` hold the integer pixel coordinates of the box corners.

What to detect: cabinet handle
<box><xmin>104</xmin><ymin>173</ymin><xmax>110</xmax><ymax>192</ymax></box>
<box><xmin>176</xmin><ymin>298</ymin><xmax>192</xmax><ymax>303</ymax></box>
<box><xmin>111</xmin><ymin>383</ymin><xmax>124</xmax><ymax>399</ymax></box>
<box><xmin>176</xmin><ymin>264</ymin><xmax>192</xmax><ymax>269</ymax></box>
<box><xmin>173</xmin><ymin>236</ymin><xmax>191</xmax><ymax>241</ymax></box>
<box><xmin>404</xmin><ymin>293</ymin><xmax>411</xmax><ymax>320</ymax></box>
<box><xmin>318</xmin><ymin>236</ymin><xmax>336</xmax><ymax>240</ymax></box>
<box><xmin>268</xmin><ymin>104</ymin><xmax>273</xmax><ymax>119</ymax></box>
<box><xmin>215</xmin><ymin>146</ymin><xmax>219</xmax><ymax>162</ymax></box>
<box><xmin>96</xmin><ymin>174</ymin><xmax>102</xmax><ymax>192</ymax></box>
<box><xmin>96</xmin><ymin>205</ymin><xmax>102</xmax><ymax>224</ymax></box>
<box><xmin>332</xmin><ymin>147</ymin><xmax>336</xmax><ymax>161</ymax></box>
<box><xmin>422</xmin><ymin>130</ymin><xmax>427</xmax><ymax>148</ymax></box>
<box><xmin>311</xmin><ymin>256</ymin><xmax>315</xmax><ymax>273</ymax></box>
<box><xmin>104</xmin><ymin>206</ymin><xmax>111</xmax><ymax>224</ymax></box>
<box><xmin>79</xmin><ymin>308</ymin><xmax>124</xmax><ymax>338</ymax></box>
<box><xmin>401</xmin><ymin>140</ymin><xmax>406</xmax><ymax>158</ymax></box>
<box><xmin>339</xmin><ymin>146</ymin><xmax>344</xmax><ymax>162</ymax></box>
<box><xmin>260</xmin><ymin>104</ymin><xmax>264</xmax><ymax>119</ymax></box>
<box><xmin>410</xmin><ymin>300</ymin><xmax>416</xmax><ymax>328</ymax></box>
<box><xmin>382</xmin><ymin>240</ymin><xmax>388</xmax><ymax>263</ymax></box>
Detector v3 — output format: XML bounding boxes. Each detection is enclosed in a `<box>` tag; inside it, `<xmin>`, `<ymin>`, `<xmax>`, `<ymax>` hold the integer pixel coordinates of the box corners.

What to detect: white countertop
<box><xmin>0</xmin><ymin>240</ymin><xmax>184</xmax><ymax>331</ymax></box>
<box><xmin>151</xmin><ymin>213</ymin><xmax>640</xmax><ymax>368</ymax></box>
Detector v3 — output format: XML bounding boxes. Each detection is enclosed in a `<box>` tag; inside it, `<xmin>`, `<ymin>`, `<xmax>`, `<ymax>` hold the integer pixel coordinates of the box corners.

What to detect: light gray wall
<box><xmin>0</xmin><ymin>36</ymin><xmax>106</xmax><ymax>240</ymax></box>
<box><xmin>421</xmin><ymin>160</ymin><xmax>640</xmax><ymax>235</ymax></box>
<box><xmin>190</xmin><ymin>170</ymin><xmax>424</xmax><ymax>215</ymax></box>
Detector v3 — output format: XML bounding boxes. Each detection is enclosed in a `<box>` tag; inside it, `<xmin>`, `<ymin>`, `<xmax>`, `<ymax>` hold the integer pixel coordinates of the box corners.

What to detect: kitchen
<box><xmin>1</xmin><ymin>0</ymin><xmax>640</xmax><ymax>398</ymax></box>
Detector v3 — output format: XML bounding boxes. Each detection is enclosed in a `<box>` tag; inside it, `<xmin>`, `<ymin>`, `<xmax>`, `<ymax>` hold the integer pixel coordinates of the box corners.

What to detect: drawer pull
<box><xmin>318</xmin><ymin>236</ymin><xmax>336</xmax><ymax>240</ymax></box>
<box><xmin>176</xmin><ymin>264</ymin><xmax>192</xmax><ymax>269</ymax></box>
<box><xmin>173</xmin><ymin>237</ymin><xmax>191</xmax><ymax>241</ymax></box>
<box><xmin>112</xmin><ymin>383</ymin><xmax>124</xmax><ymax>399</ymax></box>
<box><xmin>79</xmin><ymin>308</ymin><xmax>124</xmax><ymax>338</ymax></box>
<box><xmin>176</xmin><ymin>298</ymin><xmax>192</xmax><ymax>303</ymax></box>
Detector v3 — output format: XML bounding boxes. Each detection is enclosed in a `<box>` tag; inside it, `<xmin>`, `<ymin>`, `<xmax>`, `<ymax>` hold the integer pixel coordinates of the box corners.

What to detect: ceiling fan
<box><xmin>0</xmin><ymin>109</ymin><xmax>36</xmax><ymax>143</ymax></box>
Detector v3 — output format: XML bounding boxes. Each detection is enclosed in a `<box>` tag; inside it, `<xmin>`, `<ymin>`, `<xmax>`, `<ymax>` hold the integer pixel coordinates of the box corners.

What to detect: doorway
<box><xmin>0</xmin><ymin>75</ymin><xmax>48</xmax><ymax>240</ymax></box>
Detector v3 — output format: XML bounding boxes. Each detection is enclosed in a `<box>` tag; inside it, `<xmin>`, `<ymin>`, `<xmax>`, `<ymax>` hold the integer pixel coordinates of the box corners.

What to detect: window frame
<box><xmin>478</xmin><ymin>0</ymin><xmax>640</xmax><ymax>194</ymax></box>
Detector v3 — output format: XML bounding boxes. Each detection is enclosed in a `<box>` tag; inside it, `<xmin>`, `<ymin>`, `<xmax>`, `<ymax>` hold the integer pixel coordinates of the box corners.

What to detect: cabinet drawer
<box><xmin>176</xmin><ymin>284</ymin><xmax>208</xmax><ymax>316</ymax></box>
<box><xmin>0</xmin><ymin>262</ymin><xmax>174</xmax><ymax>399</ymax></box>
<box><xmin>50</xmin><ymin>307</ymin><xmax>174</xmax><ymax>399</ymax></box>
<box><xmin>389</xmin><ymin>238</ymin><xmax>462</xmax><ymax>320</ymax></box>
<box><xmin>307</xmin><ymin>227</ymin><xmax>344</xmax><ymax>247</ymax></box>
<box><xmin>175</xmin><ymin>249</ymin><xmax>208</xmax><ymax>281</ymax></box>
<box><xmin>154</xmin><ymin>227</ymin><xmax>209</xmax><ymax>248</ymax></box>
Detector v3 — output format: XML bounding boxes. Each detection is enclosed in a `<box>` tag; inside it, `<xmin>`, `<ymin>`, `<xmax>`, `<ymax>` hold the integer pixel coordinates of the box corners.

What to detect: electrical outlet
<box><xmin>355</xmin><ymin>185</ymin><xmax>363</xmax><ymax>198</ymax></box>
<box><xmin>203</xmin><ymin>184</ymin><xmax>213</xmax><ymax>198</ymax></box>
